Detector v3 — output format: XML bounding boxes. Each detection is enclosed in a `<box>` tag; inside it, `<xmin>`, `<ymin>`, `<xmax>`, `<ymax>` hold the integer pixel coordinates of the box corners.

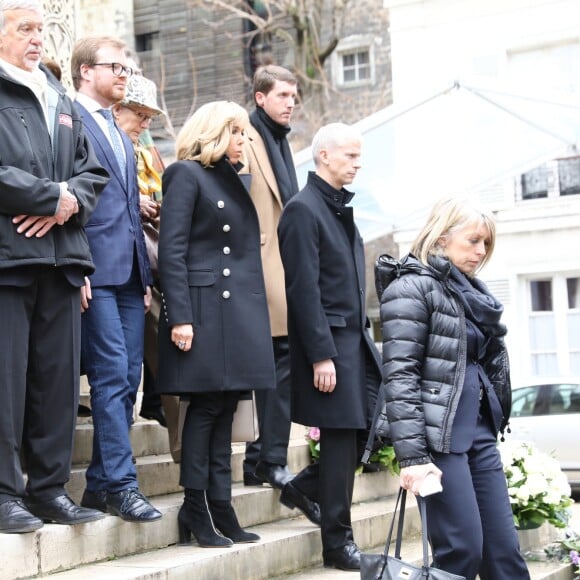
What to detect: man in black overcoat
<box><xmin>278</xmin><ymin>122</ymin><xmax>382</xmax><ymax>570</ymax></box>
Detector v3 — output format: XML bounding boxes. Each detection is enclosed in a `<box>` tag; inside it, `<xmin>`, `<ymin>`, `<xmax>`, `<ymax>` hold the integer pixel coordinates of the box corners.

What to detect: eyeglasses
<box><xmin>127</xmin><ymin>107</ymin><xmax>153</xmax><ymax>123</ymax></box>
<box><xmin>133</xmin><ymin>110</ymin><xmax>153</xmax><ymax>123</ymax></box>
<box><xmin>91</xmin><ymin>62</ymin><xmax>134</xmax><ymax>77</ymax></box>
<box><xmin>121</xmin><ymin>105</ymin><xmax>153</xmax><ymax>123</ymax></box>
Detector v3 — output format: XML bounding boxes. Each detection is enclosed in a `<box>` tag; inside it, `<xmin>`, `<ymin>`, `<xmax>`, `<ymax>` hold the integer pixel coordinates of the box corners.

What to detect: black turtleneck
<box><xmin>307</xmin><ymin>171</ymin><xmax>355</xmax><ymax>207</ymax></box>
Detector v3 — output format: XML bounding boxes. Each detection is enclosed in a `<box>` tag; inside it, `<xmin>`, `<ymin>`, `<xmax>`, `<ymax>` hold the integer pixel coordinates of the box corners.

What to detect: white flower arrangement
<box><xmin>498</xmin><ymin>440</ymin><xmax>573</xmax><ymax>530</ymax></box>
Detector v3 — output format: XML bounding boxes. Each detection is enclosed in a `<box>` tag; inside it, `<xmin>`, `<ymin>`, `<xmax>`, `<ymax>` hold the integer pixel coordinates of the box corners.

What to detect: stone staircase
<box><xmin>1</xmin><ymin>405</ymin><xmax>574</xmax><ymax>579</ymax></box>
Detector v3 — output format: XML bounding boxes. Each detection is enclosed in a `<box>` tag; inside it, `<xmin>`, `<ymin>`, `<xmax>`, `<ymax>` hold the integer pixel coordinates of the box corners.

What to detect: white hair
<box><xmin>311</xmin><ymin>122</ymin><xmax>362</xmax><ymax>166</ymax></box>
<box><xmin>0</xmin><ymin>1</ymin><xmax>43</xmax><ymax>31</ymax></box>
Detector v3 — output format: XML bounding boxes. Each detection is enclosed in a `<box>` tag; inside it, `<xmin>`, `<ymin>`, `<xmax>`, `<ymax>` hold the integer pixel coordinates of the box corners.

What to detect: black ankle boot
<box><xmin>208</xmin><ymin>498</ymin><xmax>260</xmax><ymax>543</ymax></box>
<box><xmin>178</xmin><ymin>490</ymin><xmax>233</xmax><ymax>548</ymax></box>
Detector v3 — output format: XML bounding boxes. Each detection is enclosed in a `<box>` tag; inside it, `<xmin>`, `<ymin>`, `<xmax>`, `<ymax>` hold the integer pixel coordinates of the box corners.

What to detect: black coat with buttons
<box><xmin>155</xmin><ymin>158</ymin><xmax>275</xmax><ymax>394</ymax></box>
<box><xmin>278</xmin><ymin>172</ymin><xmax>381</xmax><ymax>429</ymax></box>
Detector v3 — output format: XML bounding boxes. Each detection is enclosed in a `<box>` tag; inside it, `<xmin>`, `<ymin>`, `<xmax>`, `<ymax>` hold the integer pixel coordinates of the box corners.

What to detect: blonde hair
<box><xmin>176</xmin><ymin>101</ymin><xmax>249</xmax><ymax>167</ymax></box>
<box><xmin>411</xmin><ymin>196</ymin><xmax>496</xmax><ymax>273</ymax></box>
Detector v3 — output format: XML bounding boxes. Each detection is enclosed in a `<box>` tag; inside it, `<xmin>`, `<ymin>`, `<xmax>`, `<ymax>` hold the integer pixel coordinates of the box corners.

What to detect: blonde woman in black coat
<box><xmin>156</xmin><ymin>101</ymin><xmax>275</xmax><ymax>548</ymax></box>
<box><xmin>377</xmin><ymin>197</ymin><xmax>529</xmax><ymax>579</ymax></box>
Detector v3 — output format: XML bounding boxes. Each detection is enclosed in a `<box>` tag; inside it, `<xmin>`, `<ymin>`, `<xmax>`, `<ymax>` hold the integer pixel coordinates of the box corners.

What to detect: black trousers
<box><xmin>291</xmin><ymin>428</ymin><xmax>358</xmax><ymax>552</ymax></box>
<box><xmin>244</xmin><ymin>336</ymin><xmax>291</xmax><ymax>470</ymax></box>
<box><xmin>0</xmin><ymin>268</ymin><xmax>80</xmax><ymax>503</ymax></box>
<box><xmin>180</xmin><ymin>391</ymin><xmax>240</xmax><ymax>501</ymax></box>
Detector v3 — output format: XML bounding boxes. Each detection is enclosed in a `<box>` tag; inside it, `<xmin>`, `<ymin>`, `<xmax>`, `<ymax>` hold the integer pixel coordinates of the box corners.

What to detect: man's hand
<box><xmin>313</xmin><ymin>359</ymin><xmax>336</xmax><ymax>393</ymax></box>
<box><xmin>12</xmin><ymin>184</ymin><xmax>79</xmax><ymax>238</ymax></box>
<box><xmin>80</xmin><ymin>277</ymin><xmax>92</xmax><ymax>312</ymax></box>
<box><xmin>144</xmin><ymin>286</ymin><xmax>152</xmax><ymax>313</ymax></box>
<box><xmin>140</xmin><ymin>195</ymin><xmax>159</xmax><ymax>220</ymax></box>
<box><xmin>54</xmin><ymin>189</ymin><xmax>79</xmax><ymax>225</ymax></box>
<box><xmin>13</xmin><ymin>215</ymin><xmax>58</xmax><ymax>238</ymax></box>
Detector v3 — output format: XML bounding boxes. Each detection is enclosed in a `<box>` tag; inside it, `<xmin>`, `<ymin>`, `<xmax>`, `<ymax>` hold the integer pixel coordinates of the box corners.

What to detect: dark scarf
<box><xmin>448</xmin><ymin>264</ymin><xmax>506</xmax><ymax>338</ymax></box>
<box><xmin>250</xmin><ymin>107</ymin><xmax>298</xmax><ymax>204</ymax></box>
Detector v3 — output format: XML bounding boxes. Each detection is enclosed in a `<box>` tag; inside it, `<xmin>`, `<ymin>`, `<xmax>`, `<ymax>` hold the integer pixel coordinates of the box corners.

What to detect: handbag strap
<box><xmin>381</xmin><ymin>487</ymin><xmax>404</xmax><ymax>559</ymax></box>
<box><xmin>379</xmin><ymin>488</ymin><xmax>431</xmax><ymax>577</ymax></box>
<box><xmin>361</xmin><ymin>385</ymin><xmax>386</xmax><ymax>464</ymax></box>
<box><xmin>417</xmin><ymin>495</ymin><xmax>431</xmax><ymax>570</ymax></box>
<box><xmin>393</xmin><ymin>487</ymin><xmax>407</xmax><ymax>559</ymax></box>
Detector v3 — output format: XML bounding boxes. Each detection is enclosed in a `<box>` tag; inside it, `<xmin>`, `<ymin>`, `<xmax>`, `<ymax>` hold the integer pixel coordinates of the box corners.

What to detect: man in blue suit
<box><xmin>71</xmin><ymin>36</ymin><xmax>161</xmax><ymax>522</ymax></box>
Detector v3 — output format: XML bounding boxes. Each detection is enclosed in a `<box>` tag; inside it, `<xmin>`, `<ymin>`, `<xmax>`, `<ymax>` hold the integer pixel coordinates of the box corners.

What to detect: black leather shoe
<box><xmin>139</xmin><ymin>406</ymin><xmax>167</xmax><ymax>428</ymax></box>
<box><xmin>0</xmin><ymin>499</ymin><xmax>43</xmax><ymax>533</ymax></box>
<box><xmin>80</xmin><ymin>489</ymin><xmax>107</xmax><ymax>513</ymax></box>
<box><xmin>26</xmin><ymin>494</ymin><xmax>105</xmax><ymax>525</ymax></box>
<box><xmin>106</xmin><ymin>488</ymin><xmax>162</xmax><ymax>522</ymax></box>
<box><xmin>323</xmin><ymin>542</ymin><xmax>361</xmax><ymax>570</ymax></box>
<box><xmin>243</xmin><ymin>471</ymin><xmax>264</xmax><ymax>486</ymax></box>
<box><xmin>255</xmin><ymin>461</ymin><xmax>294</xmax><ymax>490</ymax></box>
<box><xmin>77</xmin><ymin>404</ymin><xmax>92</xmax><ymax>417</ymax></box>
<box><xmin>279</xmin><ymin>481</ymin><xmax>321</xmax><ymax>526</ymax></box>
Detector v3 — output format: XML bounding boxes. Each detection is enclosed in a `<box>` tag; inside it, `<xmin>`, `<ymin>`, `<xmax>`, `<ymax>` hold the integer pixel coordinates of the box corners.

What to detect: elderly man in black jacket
<box><xmin>0</xmin><ymin>0</ymin><xmax>109</xmax><ymax>533</ymax></box>
<box><xmin>278</xmin><ymin>122</ymin><xmax>382</xmax><ymax>571</ymax></box>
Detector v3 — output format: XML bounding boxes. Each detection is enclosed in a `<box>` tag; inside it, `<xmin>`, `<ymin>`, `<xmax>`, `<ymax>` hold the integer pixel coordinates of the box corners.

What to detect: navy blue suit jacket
<box><xmin>75</xmin><ymin>102</ymin><xmax>152</xmax><ymax>290</ymax></box>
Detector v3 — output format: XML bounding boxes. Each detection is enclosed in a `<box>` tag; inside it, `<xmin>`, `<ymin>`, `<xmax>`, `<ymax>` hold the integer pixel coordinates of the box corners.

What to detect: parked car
<box><xmin>508</xmin><ymin>377</ymin><xmax>580</xmax><ymax>490</ymax></box>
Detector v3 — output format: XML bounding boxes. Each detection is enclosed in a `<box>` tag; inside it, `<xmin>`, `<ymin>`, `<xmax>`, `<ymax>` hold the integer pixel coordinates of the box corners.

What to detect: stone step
<box><xmin>66</xmin><ymin>438</ymin><xmax>313</xmax><ymax>505</ymax></box>
<box><xmin>72</xmin><ymin>417</ymin><xmax>309</xmax><ymax>464</ymax></box>
<box><xmin>23</xmin><ymin>492</ymin><xmax>415</xmax><ymax>580</ymax></box>
<box><xmin>3</xmin><ymin>468</ymin><xmax>399</xmax><ymax>579</ymax></box>
<box><xmin>277</xmin><ymin>543</ymin><xmax>574</xmax><ymax>580</ymax></box>
<box><xmin>278</xmin><ymin>504</ymin><xmax>576</xmax><ymax>580</ymax></box>
<box><xmin>72</xmin><ymin>420</ymin><xmax>170</xmax><ymax>465</ymax></box>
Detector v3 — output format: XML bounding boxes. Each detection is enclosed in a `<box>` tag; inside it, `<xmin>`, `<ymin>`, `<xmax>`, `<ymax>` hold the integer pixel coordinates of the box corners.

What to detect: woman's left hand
<box><xmin>171</xmin><ymin>323</ymin><xmax>194</xmax><ymax>352</ymax></box>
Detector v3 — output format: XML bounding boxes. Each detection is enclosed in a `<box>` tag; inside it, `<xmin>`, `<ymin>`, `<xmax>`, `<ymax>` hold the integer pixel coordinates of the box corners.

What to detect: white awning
<box><xmin>295</xmin><ymin>79</ymin><xmax>580</xmax><ymax>240</ymax></box>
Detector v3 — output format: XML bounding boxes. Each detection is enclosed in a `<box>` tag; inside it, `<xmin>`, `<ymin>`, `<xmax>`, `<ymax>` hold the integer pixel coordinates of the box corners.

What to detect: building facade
<box><xmin>133</xmin><ymin>0</ymin><xmax>392</xmax><ymax>146</ymax></box>
<box><xmin>385</xmin><ymin>0</ymin><xmax>580</xmax><ymax>379</ymax></box>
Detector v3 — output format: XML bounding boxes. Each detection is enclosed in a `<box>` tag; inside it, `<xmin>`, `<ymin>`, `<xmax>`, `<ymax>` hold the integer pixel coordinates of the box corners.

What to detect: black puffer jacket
<box><xmin>376</xmin><ymin>253</ymin><xmax>512</xmax><ymax>468</ymax></box>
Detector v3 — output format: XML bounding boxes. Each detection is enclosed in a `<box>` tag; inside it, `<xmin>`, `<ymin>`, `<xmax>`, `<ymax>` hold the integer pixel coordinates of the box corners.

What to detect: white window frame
<box><xmin>331</xmin><ymin>34</ymin><xmax>376</xmax><ymax>88</ymax></box>
<box><xmin>526</xmin><ymin>273</ymin><xmax>580</xmax><ymax>376</ymax></box>
<box><xmin>517</xmin><ymin>157</ymin><xmax>580</xmax><ymax>202</ymax></box>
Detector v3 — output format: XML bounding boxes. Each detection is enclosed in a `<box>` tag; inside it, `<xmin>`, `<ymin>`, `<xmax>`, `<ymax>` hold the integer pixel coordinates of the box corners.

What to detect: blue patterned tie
<box><xmin>99</xmin><ymin>108</ymin><xmax>126</xmax><ymax>179</ymax></box>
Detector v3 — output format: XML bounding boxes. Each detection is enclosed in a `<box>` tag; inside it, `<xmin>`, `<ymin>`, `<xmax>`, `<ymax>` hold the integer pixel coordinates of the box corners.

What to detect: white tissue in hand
<box><xmin>419</xmin><ymin>473</ymin><xmax>443</xmax><ymax>497</ymax></box>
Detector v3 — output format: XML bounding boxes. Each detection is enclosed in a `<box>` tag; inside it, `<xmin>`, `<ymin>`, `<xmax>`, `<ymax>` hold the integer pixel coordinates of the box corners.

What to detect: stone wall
<box><xmin>74</xmin><ymin>0</ymin><xmax>134</xmax><ymax>46</ymax></box>
<box><xmin>41</xmin><ymin>0</ymin><xmax>134</xmax><ymax>90</ymax></box>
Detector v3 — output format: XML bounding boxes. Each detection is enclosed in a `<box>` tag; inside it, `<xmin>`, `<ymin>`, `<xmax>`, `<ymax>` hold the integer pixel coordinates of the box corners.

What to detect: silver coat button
<box><xmin>223</xmin><ymin>224</ymin><xmax>231</xmax><ymax>232</ymax></box>
<box><xmin>222</xmin><ymin>290</ymin><xmax>231</xmax><ymax>299</ymax></box>
<box><xmin>217</xmin><ymin>200</ymin><xmax>225</xmax><ymax>208</ymax></box>
<box><xmin>223</xmin><ymin>268</ymin><xmax>231</xmax><ymax>277</ymax></box>
<box><xmin>223</xmin><ymin>246</ymin><xmax>230</xmax><ymax>255</ymax></box>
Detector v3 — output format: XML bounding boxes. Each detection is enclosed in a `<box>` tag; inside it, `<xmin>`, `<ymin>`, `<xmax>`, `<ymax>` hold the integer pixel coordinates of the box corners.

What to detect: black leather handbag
<box><xmin>360</xmin><ymin>488</ymin><xmax>466</xmax><ymax>580</ymax></box>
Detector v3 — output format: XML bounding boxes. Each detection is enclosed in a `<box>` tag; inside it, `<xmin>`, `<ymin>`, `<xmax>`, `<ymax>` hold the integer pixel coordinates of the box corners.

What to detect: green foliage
<box><xmin>307</xmin><ymin>437</ymin><xmax>320</xmax><ymax>462</ymax></box>
<box><xmin>306</xmin><ymin>427</ymin><xmax>399</xmax><ymax>475</ymax></box>
<box><xmin>544</xmin><ymin>531</ymin><xmax>580</xmax><ymax>578</ymax></box>
<box><xmin>366</xmin><ymin>443</ymin><xmax>400</xmax><ymax>476</ymax></box>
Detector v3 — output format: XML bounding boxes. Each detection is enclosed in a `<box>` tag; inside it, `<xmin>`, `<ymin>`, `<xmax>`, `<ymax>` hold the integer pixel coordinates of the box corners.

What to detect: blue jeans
<box><xmin>81</xmin><ymin>271</ymin><xmax>145</xmax><ymax>493</ymax></box>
